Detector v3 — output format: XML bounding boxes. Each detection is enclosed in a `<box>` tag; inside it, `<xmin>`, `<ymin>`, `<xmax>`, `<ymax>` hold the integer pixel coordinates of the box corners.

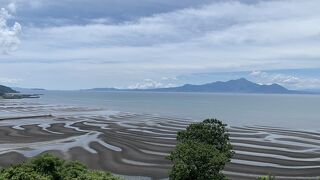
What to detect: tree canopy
<box><xmin>0</xmin><ymin>154</ymin><xmax>121</xmax><ymax>180</ymax></box>
<box><xmin>168</xmin><ymin>118</ymin><xmax>234</xmax><ymax>180</ymax></box>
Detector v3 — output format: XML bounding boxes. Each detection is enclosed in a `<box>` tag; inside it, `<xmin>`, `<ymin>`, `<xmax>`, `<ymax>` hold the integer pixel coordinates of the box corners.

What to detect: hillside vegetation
<box><xmin>0</xmin><ymin>154</ymin><xmax>121</xmax><ymax>180</ymax></box>
<box><xmin>0</xmin><ymin>85</ymin><xmax>17</xmax><ymax>96</ymax></box>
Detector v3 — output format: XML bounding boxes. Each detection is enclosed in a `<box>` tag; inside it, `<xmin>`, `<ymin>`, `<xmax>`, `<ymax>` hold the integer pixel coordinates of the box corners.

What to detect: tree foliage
<box><xmin>0</xmin><ymin>154</ymin><xmax>121</xmax><ymax>180</ymax></box>
<box><xmin>168</xmin><ymin>140</ymin><xmax>228</xmax><ymax>180</ymax></box>
<box><xmin>177</xmin><ymin>119</ymin><xmax>233</xmax><ymax>159</ymax></box>
<box><xmin>168</xmin><ymin>118</ymin><xmax>234</xmax><ymax>180</ymax></box>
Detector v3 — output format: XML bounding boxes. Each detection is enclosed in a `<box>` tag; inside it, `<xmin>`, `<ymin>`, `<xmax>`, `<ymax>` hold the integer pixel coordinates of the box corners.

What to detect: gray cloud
<box><xmin>18</xmin><ymin>0</ymin><xmax>320</xmax><ymax>67</ymax></box>
<box><xmin>1</xmin><ymin>0</ymin><xmax>320</xmax><ymax>89</ymax></box>
<box><xmin>6</xmin><ymin>0</ymin><xmax>215</xmax><ymax>26</ymax></box>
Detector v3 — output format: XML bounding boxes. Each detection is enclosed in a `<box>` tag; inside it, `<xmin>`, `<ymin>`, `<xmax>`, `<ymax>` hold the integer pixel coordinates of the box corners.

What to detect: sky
<box><xmin>0</xmin><ymin>0</ymin><xmax>320</xmax><ymax>90</ymax></box>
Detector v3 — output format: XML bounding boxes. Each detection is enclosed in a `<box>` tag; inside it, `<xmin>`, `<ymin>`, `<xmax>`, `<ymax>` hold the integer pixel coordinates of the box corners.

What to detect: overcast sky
<box><xmin>0</xmin><ymin>0</ymin><xmax>320</xmax><ymax>90</ymax></box>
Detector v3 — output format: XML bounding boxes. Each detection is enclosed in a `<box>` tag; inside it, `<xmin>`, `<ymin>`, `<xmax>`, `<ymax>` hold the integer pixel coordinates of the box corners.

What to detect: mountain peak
<box><xmin>237</xmin><ymin>77</ymin><xmax>249</xmax><ymax>81</ymax></box>
<box><xmin>145</xmin><ymin>78</ymin><xmax>291</xmax><ymax>94</ymax></box>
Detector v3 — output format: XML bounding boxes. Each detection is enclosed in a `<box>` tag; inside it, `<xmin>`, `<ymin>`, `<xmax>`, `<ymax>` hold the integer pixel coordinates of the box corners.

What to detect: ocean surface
<box><xmin>16</xmin><ymin>90</ymin><xmax>320</xmax><ymax>130</ymax></box>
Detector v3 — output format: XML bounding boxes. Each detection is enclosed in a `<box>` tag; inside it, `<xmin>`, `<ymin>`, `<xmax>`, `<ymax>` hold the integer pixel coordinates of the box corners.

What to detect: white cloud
<box><xmin>0</xmin><ymin>7</ymin><xmax>21</xmax><ymax>54</ymax></box>
<box><xmin>250</xmin><ymin>70</ymin><xmax>320</xmax><ymax>90</ymax></box>
<box><xmin>128</xmin><ymin>79</ymin><xmax>175</xmax><ymax>89</ymax></box>
<box><xmin>90</xmin><ymin>18</ymin><xmax>114</xmax><ymax>24</ymax></box>
<box><xmin>0</xmin><ymin>76</ymin><xmax>21</xmax><ymax>84</ymax></box>
<box><xmin>7</xmin><ymin>2</ymin><xmax>16</xmax><ymax>13</ymax></box>
<box><xmin>161</xmin><ymin>76</ymin><xmax>177</xmax><ymax>81</ymax></box>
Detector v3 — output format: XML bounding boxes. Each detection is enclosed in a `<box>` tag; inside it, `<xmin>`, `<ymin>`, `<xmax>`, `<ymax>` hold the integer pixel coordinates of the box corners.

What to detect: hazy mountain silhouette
<box><xmin>143</xmin><ymin>78</ymin><xmax>293</xmax><ymax>93</ymax></box>
<box><xmin>86</xmin><ymin>78</ymin><xmax>311</xmax><ymax>94</ymax></box>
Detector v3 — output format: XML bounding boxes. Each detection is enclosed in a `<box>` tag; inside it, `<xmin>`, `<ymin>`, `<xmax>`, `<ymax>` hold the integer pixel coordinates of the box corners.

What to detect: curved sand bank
<box><xmin>0</xmin><ymin>100</ymin><xmax>320</xmax><ymax>179</ymax></box>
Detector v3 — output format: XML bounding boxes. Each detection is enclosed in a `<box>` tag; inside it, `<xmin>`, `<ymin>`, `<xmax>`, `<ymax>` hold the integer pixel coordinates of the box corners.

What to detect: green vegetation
<box><xmin>0</xmin><ymin>154</ymin><xmax>121</xmax><ymax>180</ymax></box>
<box><xmin>168</xmin><ymin>118</ymin><xmax>234</xmax><ymax>180</ymax></box>
<box><xmin>0</xmin><ymin>85</ymin><xmax>17</xmax><ymax>96</ymax></box>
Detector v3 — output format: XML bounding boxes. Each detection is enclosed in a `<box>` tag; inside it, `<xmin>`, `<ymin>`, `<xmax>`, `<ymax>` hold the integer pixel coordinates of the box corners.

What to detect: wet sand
<box><xmin>0</xmin><ymin>100</ymin><xmax>320</xmax><ymax>179</ymax></box>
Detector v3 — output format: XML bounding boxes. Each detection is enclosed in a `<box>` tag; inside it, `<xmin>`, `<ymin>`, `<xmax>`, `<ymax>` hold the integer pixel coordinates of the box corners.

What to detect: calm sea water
<box><xmin>21</xmin><ymin>90</ymin><xmax>320</xmax><ymax>130</ymax></box>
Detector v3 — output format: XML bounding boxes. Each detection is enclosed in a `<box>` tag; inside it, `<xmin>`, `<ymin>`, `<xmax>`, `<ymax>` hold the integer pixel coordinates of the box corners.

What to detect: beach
<box><xmin>1</xmin><ymin>99</ymin><xmax>320</xmax><ymax>179</ymax></box>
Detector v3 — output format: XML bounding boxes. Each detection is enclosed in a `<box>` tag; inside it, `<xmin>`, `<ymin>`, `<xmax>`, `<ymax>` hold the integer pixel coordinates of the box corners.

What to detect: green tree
<box><xmin>168</xmin><ymin>118</ymin><xmax>234</xmax><ymax>180</ymax></box>
<box><xmin>168</xmin><ymin>140</ymin><xmax>228</xmax><ymax>180</ymax></box>
<box><xmin>0</xmin><ymin>154</ymin><xmax>121</xmax><ymax>180</ymax></box>
<box><xmin>177</xmin><ymin>119</ymin><xmax>233</xmax><ymax>159</ymax></box>
<box><xmin>30</xmin><ymin>153</ymin><xmax>63</xmax><ymax>179</ymax></box>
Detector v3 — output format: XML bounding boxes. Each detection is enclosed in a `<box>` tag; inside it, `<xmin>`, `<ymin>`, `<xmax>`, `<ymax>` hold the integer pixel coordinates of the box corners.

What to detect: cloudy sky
<box><xmin>0</xmin><ymin>0</ymin><xmax>320</xmax><ymax>90</ymax></box>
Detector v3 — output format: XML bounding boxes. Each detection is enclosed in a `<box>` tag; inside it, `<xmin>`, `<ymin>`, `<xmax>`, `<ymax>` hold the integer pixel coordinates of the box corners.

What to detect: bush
<box><xmin>0</xmin><ymin>154</ymin><xmax>121</xmax><ymax>180</ymax></box>
<box><xmin>168</xmin><ymin>118</ymin><xmax>234</xmax><ymax>180</ymax></box>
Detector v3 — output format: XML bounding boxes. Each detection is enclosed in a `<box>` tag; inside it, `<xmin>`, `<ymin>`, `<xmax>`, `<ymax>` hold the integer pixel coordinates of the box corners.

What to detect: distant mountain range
<box><xmin>85</xmin><ymin>78</ymin><xmax>310</xmax><ymax>94</ymax></box>
<box><xmin>0</xmin><ymin>85</ymin><xmax>18</xmax><ymax>95</ymax></box>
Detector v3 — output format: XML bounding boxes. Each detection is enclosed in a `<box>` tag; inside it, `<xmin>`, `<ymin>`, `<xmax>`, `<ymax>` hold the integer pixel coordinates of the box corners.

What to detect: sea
<box><xmin>17</xmin><ymin>90</ymin><xmax>320</xmax><ymax>130</ymax></box>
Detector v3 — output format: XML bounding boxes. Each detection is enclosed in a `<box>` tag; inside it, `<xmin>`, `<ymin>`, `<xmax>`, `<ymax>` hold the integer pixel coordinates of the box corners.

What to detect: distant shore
<box><xmin>1</xmin><ymin>93</ymin><xmax>42</xmax><ymax>99</ymax></box>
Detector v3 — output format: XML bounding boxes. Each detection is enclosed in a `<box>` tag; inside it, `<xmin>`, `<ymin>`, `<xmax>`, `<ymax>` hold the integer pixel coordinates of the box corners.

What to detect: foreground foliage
<box><xmin>0</xmin><ymin>154</ymin><xmax>121</xmax><ymax>180</ymax></box>
<box><xmin>168</xmin><ymin>118</ymin><xmax>234</xmax><ymax>180</ymax></box>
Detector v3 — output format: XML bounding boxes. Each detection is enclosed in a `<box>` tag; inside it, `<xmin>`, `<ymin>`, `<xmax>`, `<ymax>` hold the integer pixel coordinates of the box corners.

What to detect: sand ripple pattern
<box><xmin>0</xmin><ymin>100</ymin><xmax>320</xmax><ymax>179</ymax></box>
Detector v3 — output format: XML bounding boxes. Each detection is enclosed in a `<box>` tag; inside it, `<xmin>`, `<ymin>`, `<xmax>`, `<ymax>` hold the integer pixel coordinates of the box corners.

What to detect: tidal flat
<box><xmin>1</xmin><ymin>99</ymin><xmax>320</xmax><ymax>179</ymax></box>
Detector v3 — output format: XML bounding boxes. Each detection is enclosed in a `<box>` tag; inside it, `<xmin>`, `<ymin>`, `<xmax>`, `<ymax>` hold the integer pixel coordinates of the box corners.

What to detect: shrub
<box><xmin>0</xmin><ymin>153</ymin><xmax>121</xmax><ymax>180</ymax></box>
